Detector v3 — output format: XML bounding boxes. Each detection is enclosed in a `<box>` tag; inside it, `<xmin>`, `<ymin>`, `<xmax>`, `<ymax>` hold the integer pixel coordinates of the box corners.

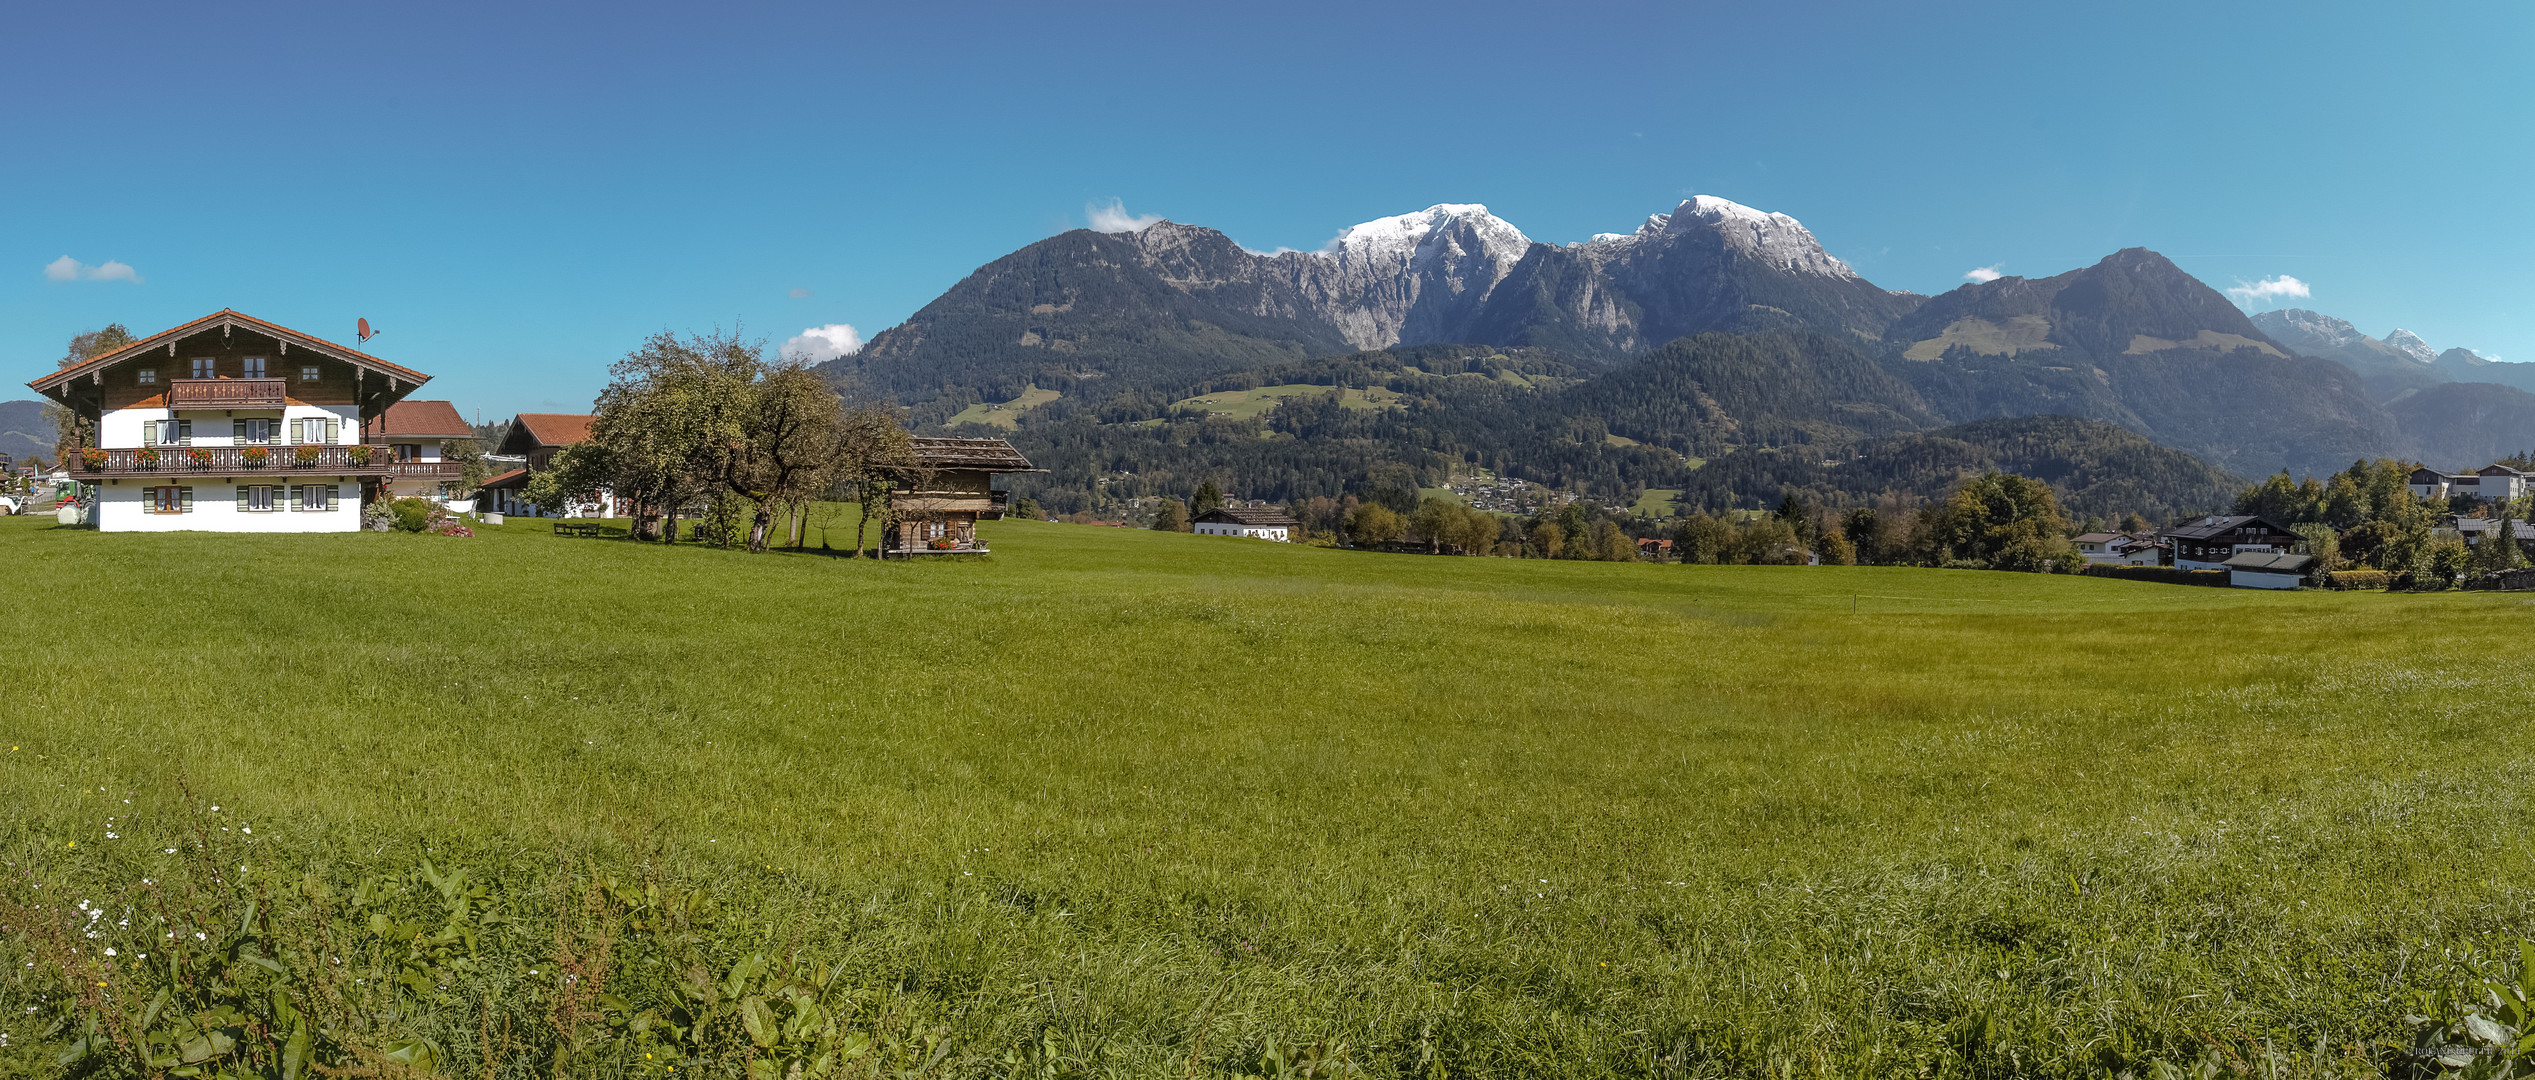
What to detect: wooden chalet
<box><xmin>2157</xmin><ymin>515</ymin><xmax>2299</xmax><ymax>572</ymax></box>
<box><xmin>480</xmin><ymin>413</ymin><xmax>610</xmax><ymax>518</ymax></box>
<box><xmin>25</xmin><ymin>309</ymin><xmax>437</xmax><ymax>532</ymax></box>
<box><xmin>884</xmin><ymin>437</ymin><xmax>1041</xmax><ymax>554</ymax></box>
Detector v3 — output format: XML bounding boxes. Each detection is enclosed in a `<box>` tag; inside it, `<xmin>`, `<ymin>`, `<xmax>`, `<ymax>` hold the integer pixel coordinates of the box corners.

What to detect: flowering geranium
<box><xmin>134</xmin><ymin>447</ymin><xmax>160</xmax><ymax>469</ymax></box>
<box><xmin>345</xmin><ymin>445</ymin><xmax>373</xmax><ymax>466</ymax></box>
<box><xmin>293</xmin><ymin>445</ymin><xmax>321</xmax><ymax>467</ymax></box>
<box><xmin>80</xmin><ymin>449</ymin><xmax>108</xmax><ymax>471</ymax></box>
<box><xmin>927</xmin><ymin>536</ymin><xmax>958</xmax><ymax>550</ymax></box>
<box><xmin>185</xmin><ymin>447</ymin><xmax>213</xmax><ymax>468</ymax></box>
<box><xmin>239</xmin><ymin>445</ymin><xmax>269</xmax><ymax>466</ymax></box>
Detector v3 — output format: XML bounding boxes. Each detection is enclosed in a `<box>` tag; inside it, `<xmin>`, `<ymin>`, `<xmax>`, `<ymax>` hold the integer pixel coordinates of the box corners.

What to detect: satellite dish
<box><xmin>357</xmin><ymin>318</ymin><xmax>375</xmax><ymax>343</ymax></box>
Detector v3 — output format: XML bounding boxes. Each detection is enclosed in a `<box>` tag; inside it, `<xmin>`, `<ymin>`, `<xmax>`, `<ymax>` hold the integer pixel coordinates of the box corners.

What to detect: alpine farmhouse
<box><xmin>28</xmin><ymin>310</ymin><xmax>448</xmax><ymax>532</ymax></box>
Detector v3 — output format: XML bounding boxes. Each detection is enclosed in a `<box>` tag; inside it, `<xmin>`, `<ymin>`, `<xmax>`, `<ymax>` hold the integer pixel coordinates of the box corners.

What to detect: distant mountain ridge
<box><xmin>1880</xmin><ymin>250</ymin><xmax>2402</xmax><ymax>477</ymax></box>
<box><xmin>0</xmin><ymin>400</ymin><xmax>51</xmax><ymax>462</ymax></box>
<box><xmin>834</xmin><ymin>193</ymin><xmax>2530</xmax><ymax>487</ymax></box>
<box><xmin>836</xmin><ymin>195</ymin><xmax>1915</xmax><ymax>400</ymax></box>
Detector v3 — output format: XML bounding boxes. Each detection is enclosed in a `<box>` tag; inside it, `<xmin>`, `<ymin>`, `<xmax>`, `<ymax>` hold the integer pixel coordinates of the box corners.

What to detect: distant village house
<box><xmin>1193</xmin><ymin>505</ymin><xmax>1299</xmax><ymax>542</ymax></box>
<box><xmin>477</xmin><ymin>412</ymin><xmax>613</xmax><ymax>518</ymax></box>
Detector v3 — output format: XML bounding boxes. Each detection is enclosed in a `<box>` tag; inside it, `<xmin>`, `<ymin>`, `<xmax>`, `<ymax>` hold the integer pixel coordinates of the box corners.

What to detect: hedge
<box><xmin>2323</xmin><ymin>569</ymin><xmax>2391</xmax><ymax>590</ymax></box>
<box><xmin>2081</xmin><ymin>564</ymin><xmax>2232</xmax><ymax>587</ymax></box>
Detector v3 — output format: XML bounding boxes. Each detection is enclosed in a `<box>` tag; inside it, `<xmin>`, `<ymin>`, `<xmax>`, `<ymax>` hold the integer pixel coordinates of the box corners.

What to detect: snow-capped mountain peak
<box><xmin>1579</xmin><ymin>195</ymin><xmax>1859</xmax><ymax>279</ymax></box>
<box><xmin>1322</xmin><ymin>203</ymin><xmax>1531</xmax><ymax>270</ymax></box>
<box><xmin>2384</xmin><ymin>329</ymin><xmax>2436</xmax><ymax>364</ymax></box>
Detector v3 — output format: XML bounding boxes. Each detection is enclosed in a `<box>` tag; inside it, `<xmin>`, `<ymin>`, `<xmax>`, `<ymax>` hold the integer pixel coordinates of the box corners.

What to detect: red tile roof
<box><xmin>27</xmin><ymin>309</ymin><xmax>429</xmax><ymax>394</ymax></box>
<box><xmin>478</xmin><ymin>468</ymin><xmax>530</xmax><ymax>490</ymax></box>
<box><xmin>370</xmin><ymin>400</ymin><xmax>473</xmax><ymax>439</ymax></box>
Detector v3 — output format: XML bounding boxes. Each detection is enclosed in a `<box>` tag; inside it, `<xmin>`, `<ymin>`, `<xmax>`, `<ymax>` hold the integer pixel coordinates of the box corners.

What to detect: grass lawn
<box><xmin>945</xmin><ymin>386</ymin><xmax>1062</xmax><ymax>429</ymax></box>
<box><xmin>1168</xmin><ymin>384</ymin><xmax>1400</xmax><ymax>420</ymax></box>
<box><xmin>3</xmin><ymin>513</ymin><xmax>2530</xmax><ymax>1076</ymax></box>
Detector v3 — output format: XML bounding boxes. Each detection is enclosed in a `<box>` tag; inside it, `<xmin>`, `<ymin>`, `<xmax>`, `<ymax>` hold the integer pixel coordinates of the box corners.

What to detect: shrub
<box><xmin>2324</xmin><ymin>568</ymin><xmax>2391</xmax><ymax>591</ymax></box>
<box><xmin>391</xmin><ymin>497</ymin><xmax>432</xmax><ymax>533</ymax></box>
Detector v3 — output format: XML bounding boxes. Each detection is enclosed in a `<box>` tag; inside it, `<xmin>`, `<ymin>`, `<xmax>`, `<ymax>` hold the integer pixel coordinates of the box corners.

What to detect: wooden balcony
<box><xmin>75</xmin><ymin>444</ymin><xmax>399</xmax><ymax>477</ymax></box>
<box><xmin>168</xmin><ymin>378</ymin><xmax>288</xmax><ymax>408</ymax></box>
<box><xmin>378</xmin><ymin>460</ymin><xmax>465</xmax><ymax>480</ymax></box>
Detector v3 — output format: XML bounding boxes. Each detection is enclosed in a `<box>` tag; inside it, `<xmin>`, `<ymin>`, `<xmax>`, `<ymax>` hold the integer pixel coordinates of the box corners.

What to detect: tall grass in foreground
<box><xmin>3</xmin><ymin>515</ymin><xmax>2534</xmax><ymax>1077</ymax></box>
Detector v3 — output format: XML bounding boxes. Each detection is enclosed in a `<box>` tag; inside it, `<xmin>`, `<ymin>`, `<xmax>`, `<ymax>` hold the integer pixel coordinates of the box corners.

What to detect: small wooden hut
<box><xmin>884</xmin><ymin>437</ymin><xmax>1041</xmax><ymax>554</ymax></box>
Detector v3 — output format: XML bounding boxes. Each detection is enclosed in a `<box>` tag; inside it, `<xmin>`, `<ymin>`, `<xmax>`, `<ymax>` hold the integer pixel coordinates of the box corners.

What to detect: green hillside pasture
<box><xmin>2</xmin><ymin>515</ymin><xmax>2530</xmax><ymax>1076</ymax></box>
<box><xmin>1172</xmin><ymin>383</ymin><xmax>1400</xmax><ymax>419</ymax></box>
<box><xmin>945</xmin><ymin>385</ymin><xmax>1062</xmax><ymax>429</ymax></box>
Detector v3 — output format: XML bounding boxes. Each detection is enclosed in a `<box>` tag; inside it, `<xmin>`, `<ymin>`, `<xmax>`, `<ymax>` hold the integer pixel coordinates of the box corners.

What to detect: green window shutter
<box><xmin>179</xmin><ymin>486</ymin><xmax>194</xmax><ymax>513</ymax></box>
<box><xmin>232</xmin><ymin>422</ymin><xmax>244</xmax><ymax>447</ymax></box>
<box><xmin>291</xmin><ymin>485</ymin><xmax>303</xmax><ymax>512</ymax></box>
<box><xmin>335</xmin><ymin>484</ymin><xmax>349</xmax><ymax>511</ymax></box>
<box><xmin>236</xmin><ymin>486</ymin><xmax>250</xmax><ymax>512</ymax></box>
<box><xmin>178</xmin><ymin>420</ymin><xmax>192</xmax><ymax>445</ymax></box>
<box><xmin>324</xmin><ymin>418</ymin><xmax>340</xmax><ymax>444</ymax></box>
<box><xmin>143</xmin><ymin>422</ymin><xmax>158</xmax><ymax>447</ymax></box>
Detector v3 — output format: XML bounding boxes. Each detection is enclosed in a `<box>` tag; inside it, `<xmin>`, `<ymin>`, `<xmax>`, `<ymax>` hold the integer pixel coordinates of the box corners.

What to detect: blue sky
<box><xmin>7</xmin><ymin>1</ymin><xmax>2528</xmax><ymax>418</ymax></box>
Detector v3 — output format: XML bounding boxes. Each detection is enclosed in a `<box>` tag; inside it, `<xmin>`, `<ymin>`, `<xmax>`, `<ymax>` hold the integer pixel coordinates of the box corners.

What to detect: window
<box><xmin>142</xmin><ymin>419</ymin><xmax>193</xmax><ymax>446</ymax></box>
<box><xmin>241</xmin><ymin>485</ymin><xmax>275</xmax><ymax>512</ymax></box>
<box><xmin>301</xmin><ymin>365</ymin><xmax>320</xmax><ymax>382</ymax></box>
<box><xmin>297</xmin><ymin>485</ymin><xmax>333</xmax><ymax>512</ymax></box>
<box><xmin>150</xmin><ymin>486</ymin><xmax>189</xmax><ymax>513</ymax></box>
<box><xmin>299</xmin><ymin>417</ymin><xmax>336</xmax><ymax>444</ymax></box>
<box><xmin>238</xmin><ymin>419</ymin><xmax>273</xmax><ymax>444</ymax></box>
<box><xmin>136</xmin><ymin>368</ymin><xmax>158</xmax><ymax>385</ymax></box>
<box><xmin>242</xmin><ymin>357</ymin><xmax>267</xmax><ymax>378</ymax></box>
<box><xmin>190</xmin><ymin>357</ymin><xmax>214</xmax><ymax>379</ymax></box>
<box><xmin>394</xmin><ymin>443</ymin><xmax>420</xmax><ymax>462</ymax></box>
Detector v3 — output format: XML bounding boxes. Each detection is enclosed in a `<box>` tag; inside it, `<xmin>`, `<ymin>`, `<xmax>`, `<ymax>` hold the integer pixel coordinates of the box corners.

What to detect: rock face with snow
<box><xmin>840</xmin><ymin>195</ymin><xmax>1917</xmax><ymax>395</ymax></box>
<box><xmin>2384</xmin><ymin>329</ymin><xmax>2437</xmax><ymax>365</ymax></box>
<box><xmin>2249</xmin><ymin>308</ymin><xmax>2448</xmax><ymax>400</ymax></box>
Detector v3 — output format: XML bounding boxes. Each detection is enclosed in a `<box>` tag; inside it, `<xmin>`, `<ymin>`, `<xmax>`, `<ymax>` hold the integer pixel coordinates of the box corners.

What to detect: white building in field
<box><xmin>1192</xmin><ymin>505</ymin><xmax>1299</xmax><ymax>542</ymax></box>
<box><xmin>27</xmin><ymin>309</ymin><xmax>445</xmax><ymax>533</ymax></box>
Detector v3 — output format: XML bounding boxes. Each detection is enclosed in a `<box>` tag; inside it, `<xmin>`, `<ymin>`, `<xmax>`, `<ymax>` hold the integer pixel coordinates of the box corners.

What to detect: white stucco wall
<box><xmin>94</xmin><ymin>479</ymin><xmax>362</xmax><ymax>533</ymax></box>
<box><xmin>1195</xmin><ymin>523</ymin><xmax>1290</xmax><ymax>541</ymax></box>
<box><xmin>100</xmin><ymin>404</ymin><xmax>362</xmax><ymax>448</ymax></box>
<box><xmin>2230</xmin><ymin>569</ymin><xmax>2302</xmax><ymax>590</ymax></box>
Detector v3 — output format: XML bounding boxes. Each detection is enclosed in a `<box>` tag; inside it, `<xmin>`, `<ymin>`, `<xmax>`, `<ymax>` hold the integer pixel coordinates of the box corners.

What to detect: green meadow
<box><xmin>3</xmin><ymin>513</ymin><xmax>2531</xmax><ymax>1077</ymax></box>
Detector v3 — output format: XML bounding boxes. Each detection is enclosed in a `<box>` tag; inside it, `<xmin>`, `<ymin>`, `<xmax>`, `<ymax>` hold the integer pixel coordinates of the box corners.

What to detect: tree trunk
<box><xmin>747</xmin><ymin>503</ymin><xmax>774</xmax><ymax>553</ymax></box>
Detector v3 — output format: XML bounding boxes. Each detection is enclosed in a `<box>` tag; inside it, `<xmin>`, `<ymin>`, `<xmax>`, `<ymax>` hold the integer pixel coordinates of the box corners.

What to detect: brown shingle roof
<box><xmin>370</xmin><ymin>400</ymin><xmax>473</xmax><ymax>439</ymax></box>
<box><xmin>903</xmin><ymin>437</ymin><xmax>1040</xmax><ymax>472</ymax></box>
<box><xmin>27</xmin><ymin>309</ymin><xmax>429</xmax><ymax>394</ymax></box>
<box><xmin>1196</xmin><ymin>506</ymin><xmax>1299</xmax><ymax>527</ymax></box>
<box><xmin>477</xmin><ymin>468</ymin><xmax>529</xmax><ymax>490</ymax></box>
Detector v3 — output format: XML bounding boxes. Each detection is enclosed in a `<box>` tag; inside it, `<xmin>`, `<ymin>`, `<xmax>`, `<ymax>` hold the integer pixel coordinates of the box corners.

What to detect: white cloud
<box><xmin>2225</xmin><ymin>275</ymin><xmax>2310</xmax><ymax>306</ymax></box>
<box><xmin>1964</xmin><ymin>265</ymin><xmax>2003</xmax><ymax>283</ymax></box>
<box><xmin>1085</xmin><ymin>198</ymin><xmax>1164</xmax><ymax>233</ymax></box>
<box><xmin>44</xmin><ymin>256</ymin><xmax>142</xmax><ymax>283</ymax></box>
<box><xmin>781</xmin><ymin>324</ymin><xmax>863</xmax><ymax>364</ymax></box>
<box><xmin>788</xmin><ymin>287</ymin><xmax>812</xmax><ymax>299</ymax></box>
